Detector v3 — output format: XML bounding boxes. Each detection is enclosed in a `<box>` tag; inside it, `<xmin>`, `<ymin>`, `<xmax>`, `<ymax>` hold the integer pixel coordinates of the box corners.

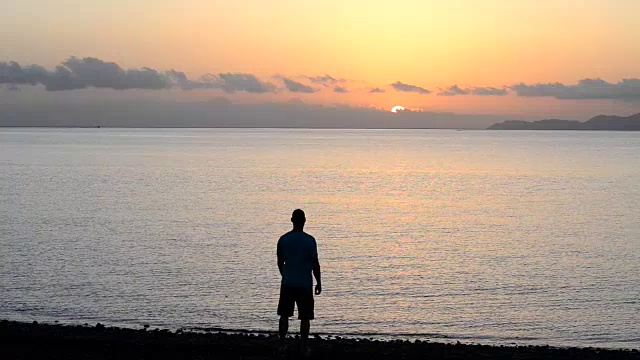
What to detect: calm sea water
<box><xmin>1</xmin><ymin>128</ymin><xmax>639</xmax><ymax>349</ymax></box>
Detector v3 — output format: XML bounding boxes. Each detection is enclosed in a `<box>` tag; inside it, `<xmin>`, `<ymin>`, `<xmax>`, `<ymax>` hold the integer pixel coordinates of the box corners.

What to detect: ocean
<box><xmin>1</xmin><ymin>128</ymin><xmax>639</xmax><ymax>348</ymax></box>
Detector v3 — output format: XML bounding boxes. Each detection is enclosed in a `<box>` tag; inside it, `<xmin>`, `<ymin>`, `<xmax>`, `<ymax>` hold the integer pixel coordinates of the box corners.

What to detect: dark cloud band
<box><xmin>3</xmin><ymin>58</ymin><xmax>639</xmax><ymax>100</ymax></box>
<box><xmin>282</xmin><ymin>78</ymin><xmax>318</xmax><ymax>93</ymax></box>
<box><xmin>438</xmin><ymin>85</ymin><xmax>507</xmax><ymax>96</ymax></box>
<box><xmin>511</xmin><ymin>79</ymin><xmax>640</xmax><ymax>100</ymax></box>
<box><xmin>1</xmin><ymin>57</ymin><xmax>276</xmax><ymax>93</ymax></box>
<box><xmin>308</xmin><ymin>74</ymin><xmax>339</xmax><ymax>85</ymax></box>
<box><xmin>438</xmin><ymin>85</ymin><xmax>469</xmax><ymax>96</ymax></box>
<box><xmin>391</xmin><ymin>81</ymin><xmax>431</xmax><ymax>94</ymax></box>
<box><xmin>1</xmin><ymin>58</ymin><xmax>171</xmax><ymax>91</ymax></box>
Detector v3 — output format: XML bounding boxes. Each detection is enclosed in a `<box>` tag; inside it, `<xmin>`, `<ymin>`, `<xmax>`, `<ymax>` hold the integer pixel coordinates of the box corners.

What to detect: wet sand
<box><xmin>1</xmin><ymin>320</ymin><xmax>638</xmax><ymax>359</ymax></box>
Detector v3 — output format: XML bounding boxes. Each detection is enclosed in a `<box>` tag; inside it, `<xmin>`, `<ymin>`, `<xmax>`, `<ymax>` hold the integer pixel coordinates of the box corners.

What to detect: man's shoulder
<box><xmin>305</xmin><ymin>233</ymin><xmax>316</xmax><ymax>242</ymax></box>
<box><xmin>279</xmin><ymin>231</ymin><xmax>315</xmax><ymax>242</ymax></box>
<box><xmin>300</xmin><ymin>231</ymin><xmax>316</xmax><ymax>243</ymax></box>
<box><xmin>301</xmin><ymin>232</ymin><xmax>316</xmax><ymax>247</ymax></box>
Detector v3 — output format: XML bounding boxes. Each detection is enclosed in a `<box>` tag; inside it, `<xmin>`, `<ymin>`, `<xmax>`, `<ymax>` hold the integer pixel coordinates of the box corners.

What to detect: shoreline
<box><xmin>2</xmin><ymin>125</ymin><xmax>640</xmax><ymax>131</ymax></box>
<box><xmin>2</xmin><ymin>320</ymin><xmax>638</xmax><ymax>359</ymax></box>
<box><xmin>4</xmin><ymin>316</ymin><xmax>635</xmax><ymax>349</ymax></box>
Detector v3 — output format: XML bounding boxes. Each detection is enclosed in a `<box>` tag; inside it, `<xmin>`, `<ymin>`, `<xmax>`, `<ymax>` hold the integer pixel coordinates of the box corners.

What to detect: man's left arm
<box><xmin>277</xmin><ymin>240</ymin><xmax>284</xmax><ymax>277</ymax></box>
<box><xmin>312</xmin><ymin>239</ymin><xmax>321</xmax><ymax>295</ymax></box>
<box><xmin>313</xmin><ymin>258</ymin><xmax>321</xmax><ymax>295</ymax></box>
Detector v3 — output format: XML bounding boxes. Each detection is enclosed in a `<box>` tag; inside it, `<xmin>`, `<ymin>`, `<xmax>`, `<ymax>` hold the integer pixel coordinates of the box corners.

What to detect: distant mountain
<box><xmin>488</xmin><ymin>113</ymin><xmax>640</xmax><ymax>130</ymax></box>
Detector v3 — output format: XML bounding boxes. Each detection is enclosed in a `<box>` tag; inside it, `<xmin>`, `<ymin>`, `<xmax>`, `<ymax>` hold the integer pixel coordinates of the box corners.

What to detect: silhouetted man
<box><xmin>277</xmin><ymin>209</ymin><xmax>322</xmax><ymax>354</ymax></box>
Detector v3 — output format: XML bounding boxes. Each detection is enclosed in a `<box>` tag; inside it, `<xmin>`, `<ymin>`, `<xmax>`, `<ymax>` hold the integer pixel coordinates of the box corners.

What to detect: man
<box><xmin>277</xmin><ymin>209</ymin><xmax>322</xmax><ymax>354</ymax></box>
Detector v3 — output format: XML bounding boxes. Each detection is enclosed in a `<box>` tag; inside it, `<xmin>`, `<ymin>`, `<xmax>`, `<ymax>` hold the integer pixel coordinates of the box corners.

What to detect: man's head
<box><xmin>291</xmin><ymin>209</ymin><xmax>306</xmax><ymax>226</ymax></box>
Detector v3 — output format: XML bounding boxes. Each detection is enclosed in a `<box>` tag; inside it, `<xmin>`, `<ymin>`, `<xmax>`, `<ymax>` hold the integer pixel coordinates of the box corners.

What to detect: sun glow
<box><xmin>391</xmin><ymin>105</ymin><xmax>405</xmax><ymax>113</ymax></box>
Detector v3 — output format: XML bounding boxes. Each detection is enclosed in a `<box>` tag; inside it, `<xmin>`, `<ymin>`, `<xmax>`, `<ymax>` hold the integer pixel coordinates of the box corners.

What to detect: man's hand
<box><xmin>315</xmin><ymin>284</ymin><xmax>322</xmax><ymax>295</ymax></box>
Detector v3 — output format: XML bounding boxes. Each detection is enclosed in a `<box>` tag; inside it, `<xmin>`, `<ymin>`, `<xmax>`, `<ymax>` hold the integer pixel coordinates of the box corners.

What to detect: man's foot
<box><xmin>301</xmin><ymin>346</ymin><xmax>312</xmax><ymax>358</ymax></box>
<box><xmin>276</xmin><ymin>342</ymin><xmax>288</xmax><ymax>356</ymax></box>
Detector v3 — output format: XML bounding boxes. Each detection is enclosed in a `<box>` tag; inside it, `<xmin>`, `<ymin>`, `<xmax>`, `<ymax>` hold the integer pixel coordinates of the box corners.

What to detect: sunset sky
<box><xmin>2</xmin><ymin>0</ymin><xmax>640</xmax><ymax>119</ymax></box>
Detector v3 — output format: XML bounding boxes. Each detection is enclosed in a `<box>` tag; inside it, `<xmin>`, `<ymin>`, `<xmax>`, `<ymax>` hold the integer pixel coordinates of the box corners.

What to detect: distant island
<box><xmin>488</xmin><ymin>113</ymin><xmax>640</xmax><ymax>130</ymax></box>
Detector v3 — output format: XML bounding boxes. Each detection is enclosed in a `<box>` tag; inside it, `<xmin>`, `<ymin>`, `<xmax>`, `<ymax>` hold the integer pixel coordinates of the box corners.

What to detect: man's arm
<box><xmin>311</xmin><ymin>238</ymin><xmax>322</xmax><ymax>295</ymax></box>
<box><xmin>277</xmin><ymin>241</ymin><xmax>284</xmax><ymax>277</ymax></box>
<box><xmin>313</xmin><ymin>257</ymin><xmax>322</xmax><ymax>295</ymax></box>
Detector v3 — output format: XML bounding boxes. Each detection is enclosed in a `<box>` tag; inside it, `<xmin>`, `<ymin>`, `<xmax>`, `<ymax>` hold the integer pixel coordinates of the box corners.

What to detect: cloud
<box><xmin>166</xmin><ymin>69</ymin><xmax>209</xmax><ymax>90</ymax></box>
<box><xmin>471</xmin><ymin>87</ymin><xmax>508</xmax><ymax>96</ymax></box>
<box><xmin>4</xmin><ymin>57</ymin><xmax>638</xmax><ymax>101</ymax></box>
<box><xmin>1</xmin><ymin>62</ymin><xmax>48</xmax><ymax>86</ymax></box>
<box><xmin>0</xmin><ymin>58</ymin><xmax>276</xmax><ymax>93</ymax></box>
<box><xmin>391</xmin><ymin>81</ymin><xmax>431</xmax><ymax>94</ymax></box>
<box><xmin>308</xmin><ymin>74</ymin><xmax>338</xmax><ymax>85</ymax></box>
<box><xmin>438</xmin><ymin>85</ymin><xmax>469</xmax><ymax>96</ymax></box>
<box><xmin>438</xmin><ymin>85</ymin><xmax>507</xmax><ymax>96</ymax></box>
<box><xmin>1</xmin><ymin>57</ymin><xmax>171</xmax><ymax>91</ymax></box>
<box><xmin>282</xmin><ymin>77</ymin><xmax>318</xmax><ymax>93</ymax></box>
<box><xmin>167</xmin><ymin>70</ymin><xmax>275</xmax><ymax>93</ymax></box>
<box><xmin>511</xmin><ymin>78</ymin><xmax>640</xmax><ymax>100</ymax></box>
<box><xmin>217</xmin><ymin>73</ymin><xmax>275</xmax><ymax>93</ymax></box>
<box><xmin>58</xmin><ymin>57</ymin><xmax>171</xmax><ymax>90</ymax></box>
<box><xmin>40</xmin><ymin>65</ymin><xmax>83</xmax><ymax>91</ymax></box>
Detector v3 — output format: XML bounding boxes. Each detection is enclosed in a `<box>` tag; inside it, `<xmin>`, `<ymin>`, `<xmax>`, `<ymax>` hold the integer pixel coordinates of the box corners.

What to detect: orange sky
<box><xmin>2</xmin><ymin>0</ymin><xmax>640</xmax><ymax>116</ymax></box>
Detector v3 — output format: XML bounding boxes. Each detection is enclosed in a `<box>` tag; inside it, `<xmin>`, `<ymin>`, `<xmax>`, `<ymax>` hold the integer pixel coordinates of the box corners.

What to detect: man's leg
<box><xmin>298</xmin><ymin>287</ymin><xmax>314</xmax><ymax>353</ymax></box>
<box><xmin>300</xmin><ymin>319</ymin><xmax>310</xmax><ymax>348</ymax></box>
<box><xmin>279</xmin><ymin>316</ymin><xmax>289</xmax><ymax>345</ymax></box>
<box><xmin>278</xmin><ymin>285</ymin><xmax>295</xmax><ymax>350</ymax></box>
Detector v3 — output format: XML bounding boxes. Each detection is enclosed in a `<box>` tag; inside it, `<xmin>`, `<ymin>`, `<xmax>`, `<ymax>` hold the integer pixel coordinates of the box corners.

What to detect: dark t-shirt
<box><xmin>277</xmin><ymin>231</ymin><xmax>318</xmax><ymax>288</ymax></box>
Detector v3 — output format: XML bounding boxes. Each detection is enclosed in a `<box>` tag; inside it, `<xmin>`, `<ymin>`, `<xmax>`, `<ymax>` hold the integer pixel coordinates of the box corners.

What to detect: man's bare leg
<box><xmin>279</xmin><ymin>316</ymin><xmax>289</xmax><ymax>347</ymax></box>
<box><xmin>300</xmin><ymin>319</ymin><xmax>310</xmax><ymax>351</ymax></box>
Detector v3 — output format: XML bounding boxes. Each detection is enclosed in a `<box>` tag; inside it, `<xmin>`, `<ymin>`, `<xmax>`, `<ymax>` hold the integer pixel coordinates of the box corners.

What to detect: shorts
<box><xmin>277</xmin><ymin>285</ymin><xmax>314</xmax><ymax>320</ymax></box>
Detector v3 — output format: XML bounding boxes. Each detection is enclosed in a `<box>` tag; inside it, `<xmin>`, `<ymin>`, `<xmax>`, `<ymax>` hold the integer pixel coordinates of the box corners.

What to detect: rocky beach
<box><xmin>2</xmin><ymin>320</ymin><xmax>638</xmax><ymax>360</ymax></box>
